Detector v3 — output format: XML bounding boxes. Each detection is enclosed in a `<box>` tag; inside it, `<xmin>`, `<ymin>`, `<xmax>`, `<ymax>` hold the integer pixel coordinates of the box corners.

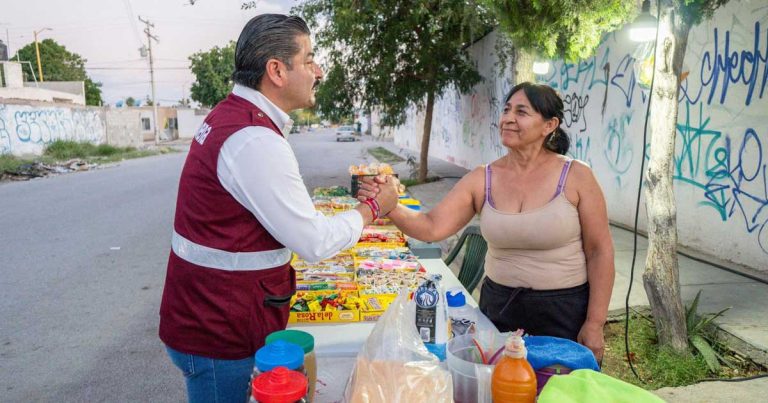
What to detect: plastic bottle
<box><xmin>415</xmin><ymin>274</ymin><xmax>449</xmax><ymax>360</ymax></box>
<box><xmin>265</xmin><ymin>330</ymin><xmax>317</xmax><ymax>403</ymax></box>
<box><xmin>251</xmin><ymin>366</ymin><xmax>308</xmax><ymax>403</ymax></box>
<box><xmin>446</xmin><ymin>288</ymin><xmax>476</xmax><ymax>337</ymax></box>
<box><xmin>491</xmin><ymin>332</ymin><xmax>537</xmax><ymax>403</ymax></box>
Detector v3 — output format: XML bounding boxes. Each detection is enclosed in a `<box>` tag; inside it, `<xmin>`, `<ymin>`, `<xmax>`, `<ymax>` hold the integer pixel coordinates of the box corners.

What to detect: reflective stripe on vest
<box><xmin>172</xmin><ymin>230</ymin><xmax>291</xmax><ymax>271</ymax></box>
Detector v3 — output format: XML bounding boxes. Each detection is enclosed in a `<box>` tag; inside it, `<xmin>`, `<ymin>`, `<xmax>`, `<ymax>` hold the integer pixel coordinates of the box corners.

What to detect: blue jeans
<box><xmin>166</xmin><ymin>346</ymin><xmax>254</xmax><ymax>403</ymax></box>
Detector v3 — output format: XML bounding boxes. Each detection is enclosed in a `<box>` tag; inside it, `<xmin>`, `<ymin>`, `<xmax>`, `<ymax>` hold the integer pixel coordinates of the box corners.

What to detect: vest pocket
<box><xmin>259</xmin><ymin>266</ymin><xmax>296</xmax><ymax>308</ymax></box>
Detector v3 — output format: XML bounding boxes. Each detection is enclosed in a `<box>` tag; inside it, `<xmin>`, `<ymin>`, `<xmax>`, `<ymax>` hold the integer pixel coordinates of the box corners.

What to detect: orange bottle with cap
<box><xmin>491</xmin><ymin>331</ymin><xmax>537</xmax><ymax>403</ymax></box>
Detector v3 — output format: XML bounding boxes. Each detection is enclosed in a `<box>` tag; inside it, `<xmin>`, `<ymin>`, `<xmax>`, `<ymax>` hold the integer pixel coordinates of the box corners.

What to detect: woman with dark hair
<box><xmin>362</xmin><ymin>82</ymin><xmax>615</xmax><ymax>361</ymax></box>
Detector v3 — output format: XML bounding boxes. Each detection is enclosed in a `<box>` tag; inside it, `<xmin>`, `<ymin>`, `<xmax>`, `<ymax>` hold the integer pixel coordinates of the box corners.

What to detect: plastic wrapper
<box><xmin>344</xmin><ymin>290</ymin><xmax>453</xmax><ymax>402</ymax></box>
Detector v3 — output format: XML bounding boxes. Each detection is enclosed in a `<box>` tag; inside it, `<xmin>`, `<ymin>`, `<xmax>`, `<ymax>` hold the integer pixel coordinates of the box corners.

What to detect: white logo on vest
<box><xmin>194</xmin><ymin>122</ymin><xmax>212</xmax><ymax>145</ymax></box>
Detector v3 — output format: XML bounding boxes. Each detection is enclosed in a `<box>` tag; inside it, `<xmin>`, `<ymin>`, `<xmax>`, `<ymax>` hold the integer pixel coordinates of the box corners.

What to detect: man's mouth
<box><xmin>312</xmin><ymin>81</ymin><xmax>320</xmax><ymax>90</ymax></box>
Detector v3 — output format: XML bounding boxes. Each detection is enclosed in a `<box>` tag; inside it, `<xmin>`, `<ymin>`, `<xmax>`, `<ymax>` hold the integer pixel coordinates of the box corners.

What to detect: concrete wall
<box><xmin>178</xmin><ymin>108</ymin><xmax>208</xmax><ymax>139</ymax></box>
<box><xmin>25</xmin><ymin>81</ymin><xmax>85</xmax><ymax>98</ymax></box>
<box><xmin>0</xmin><ymin>62</ymin><xmax>85</xmax><ymax>105</ymax></box>
<box><xmin>0</xmin><ymin>100</ymin><xmax>106</xmax><ymax>156</ymax></box>
<box><xmin>104</xmin><ymin>109</ymin><xmax>142</xmax><ymax>148</ymax></box>
<box><xmin>391</xmin><ymin>1</ymin><xmax>768</xmax><ymax>271</ymax></box>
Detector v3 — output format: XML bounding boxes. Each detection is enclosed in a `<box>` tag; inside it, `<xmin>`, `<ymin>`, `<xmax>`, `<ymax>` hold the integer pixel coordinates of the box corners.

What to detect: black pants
<box><xmin>479</xmin><ymin>277</ymin><xmax>589</xmax><ymax>341</ymax></box>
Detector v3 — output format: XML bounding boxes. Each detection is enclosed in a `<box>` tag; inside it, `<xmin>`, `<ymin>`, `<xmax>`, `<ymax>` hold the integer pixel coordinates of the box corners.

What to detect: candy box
<box><xmin>288</xmin><ymin>289</ymin><xmax>362</xmax><ymax>324</ymax></box>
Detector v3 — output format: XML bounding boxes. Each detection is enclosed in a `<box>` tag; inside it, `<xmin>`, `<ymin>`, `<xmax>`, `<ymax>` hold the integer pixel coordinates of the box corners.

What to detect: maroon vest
<box><xmin>159</xmin><ymin>94</ymin><xmax>295</xmax><ymax>359</ymax></box>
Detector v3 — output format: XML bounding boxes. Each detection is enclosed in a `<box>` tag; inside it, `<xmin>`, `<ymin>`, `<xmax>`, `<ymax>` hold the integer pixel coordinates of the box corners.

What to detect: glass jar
<box><xmin>266</xmin><ymin>330</ymin><xmax>317</xmax><ymax>402</ymax></box>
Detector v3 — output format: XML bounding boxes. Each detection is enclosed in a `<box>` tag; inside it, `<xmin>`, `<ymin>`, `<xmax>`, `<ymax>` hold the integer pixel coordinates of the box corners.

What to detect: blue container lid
<box><xmin>446</xmin><ymin>289</ymin><xmax>466</xmax><ymax>307</ymax></box>
<box><xmin>255</xmin><ymin>340</ymin><xmax>305</xmax><ymax>372</ymax></box>
<box><xmin>405</xmin><ymin>204</ymin><xmax>421</xmax><ymax>211</ymax></box>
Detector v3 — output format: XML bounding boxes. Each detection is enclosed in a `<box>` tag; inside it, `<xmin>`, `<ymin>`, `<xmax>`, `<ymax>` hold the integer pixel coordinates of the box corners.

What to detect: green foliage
<box><xmin>0</xmin><ymin>154</ymin><xmax>26</xmax><ymax>174</ymax></box>
<box><xmin>290</xmin><ymin>108</ymin><xmax>322</xmax><ymax>125</ymax></box>
<box><xmin>189</xmin><ymin>41</ymin><xmax>236</xmax><ymax>108</ymax></box>
<box><xmin>484</xmin><ymin>0</ymin><xmax>635</xmax><ymax>61</ymax></box>
<box><xmin>680</xmin><ymin>0</ymin><xmax>731</xmax><ymax>26</ymax></box>
<box><xmin>314</xmin><ymin>64</ymin><xmax>355</xmax><ymax>123</ymax></box>
<box><xmin>125</xmin><ymin>97</ymin><xmax>137</xmax><ymax>107</ymax></box>
<box><xmin>296</xmin><ymin>0</ymin><xmax>495</xmax><ymax>127</ymax></box>
<box><xmin>685</xmin><ymin>290</ymin><xmax>731</xmax><ymax>373</ymax></box>
<box><xmin>13</xmin><ymin>38</ymin><xmax>104</xmax><ymax>106</ymax></box>
<box><xmin>604</xmin><ymin>314</ymin><xmax>711</xmax><ymax>388</ymax></box>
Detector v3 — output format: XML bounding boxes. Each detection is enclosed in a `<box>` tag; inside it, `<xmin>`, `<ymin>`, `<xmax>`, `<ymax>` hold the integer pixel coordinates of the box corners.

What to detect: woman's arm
<box><xmin>571</xmin><ymin>162</ymin><xmax>615</xmax><ymax>360</ymax></box>
<box><xmin>364</xmin><ymin>168</ymin><xmax>484</xmax><ymax>242</ymax></box>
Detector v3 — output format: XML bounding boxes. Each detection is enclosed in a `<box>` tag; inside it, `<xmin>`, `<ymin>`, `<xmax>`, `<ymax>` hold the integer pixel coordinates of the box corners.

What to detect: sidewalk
<box><xmin>369</xmin><ymin>140</ymin><xmax>768</xmax><ymax>400</ymax></box>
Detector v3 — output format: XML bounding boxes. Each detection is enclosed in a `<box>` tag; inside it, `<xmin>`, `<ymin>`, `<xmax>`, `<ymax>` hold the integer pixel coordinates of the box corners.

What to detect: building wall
<box><xmin>177</xmin><ymin>108</ymin><xmax>208</xmax><ymax>139</ymax></box>
<box><xmin>0</xmin><ymin>100</ymin><xmax>106</xmax><ymax>156</ymax></box>
<box><xmin>104</xmin><ymin>109</ymin><xmax>142</xmax><ymax>148</ymax></box>
<box><xmin>139</xmin><ymin>107</ymin><xmax>178</xmax><ymax>142</ymax></box>
<box><xmin>391</xmin><ymin>1</ymin><xmax>768</xmax><ymax>271</ymax></box>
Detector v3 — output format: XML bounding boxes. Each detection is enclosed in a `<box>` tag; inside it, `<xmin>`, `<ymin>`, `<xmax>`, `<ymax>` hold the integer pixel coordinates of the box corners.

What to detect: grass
<box><xmin>602</xmin><ymin>313</ymin><xmax>766</xmax><ymax>389</ymax></box>
<box><xmin>367</xmin><ymin>147</ymin><xmax>405</xmax><ymax>164</ymax></box>
<box><xmin>400</xmin><ymin>176</ymin><xmax>442</xmax><ymax>187</ymax></box>
<box><xmin>1</xmin><ymin>140</ymin><xmax>167</xmax><ymax>177</ymax></box>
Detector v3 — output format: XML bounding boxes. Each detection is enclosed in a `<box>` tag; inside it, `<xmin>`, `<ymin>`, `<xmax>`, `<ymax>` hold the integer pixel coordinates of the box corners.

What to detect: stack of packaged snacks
<box><xmin>312</xmin><ymin>186</ymin><xmax>350</xmax><ymax>197</ymax></box>
<box><xmin>288</xmin><ymin>186</ymin><xmax>426</xmax><ymax>324</ymax></box>
<box><xmin>358</xmin><ymin>226</ymin><xmax>406</xmax><ymax>246</ymax></box>
<box><xmin>292</xmin><ymin>252</ymin><xmax>355</xmax><ymax>283</ymax></box>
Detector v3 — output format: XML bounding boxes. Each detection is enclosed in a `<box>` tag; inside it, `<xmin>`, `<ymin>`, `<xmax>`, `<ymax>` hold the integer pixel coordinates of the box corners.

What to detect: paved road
<box><xmin>0</xmin><ymin>128</ymin><xmax>378</xmax><ymax>402</ymax></box>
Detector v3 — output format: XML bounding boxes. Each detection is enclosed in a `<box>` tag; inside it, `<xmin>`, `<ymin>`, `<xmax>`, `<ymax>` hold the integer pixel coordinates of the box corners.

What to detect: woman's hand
<box><xmin>577</xmin><ymin>321</ymin><xmax>605</xmax><ymax>362</ymax></box>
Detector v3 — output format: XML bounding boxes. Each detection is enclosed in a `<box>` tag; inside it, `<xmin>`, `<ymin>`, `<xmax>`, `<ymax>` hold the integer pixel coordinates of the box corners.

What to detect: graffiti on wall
<box><xmin>0</xmin><ymin>104</ymin><xmax>106</xmax><ymax>156</ymax></box>
<box><xmin>393</xmin><ymin>2</ymin><xmax>768</xmax><ymax>268</ymax></box>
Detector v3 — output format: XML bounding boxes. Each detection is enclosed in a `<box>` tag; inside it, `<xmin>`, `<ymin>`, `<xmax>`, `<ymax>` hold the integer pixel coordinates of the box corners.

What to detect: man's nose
<box><xmin>315</xmin><ymin>64</ymin><xmax>324</xmax><ymax>80</ymax></box>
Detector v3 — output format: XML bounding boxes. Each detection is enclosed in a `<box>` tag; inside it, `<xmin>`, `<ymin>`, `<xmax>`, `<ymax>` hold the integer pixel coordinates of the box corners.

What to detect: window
<box><xmin>141</xmin><ymin>118</ymin><xmax>151</xmax><ymax>131</ymax></box>
<box><xmin>167</xmin><ymin>118</ymin><xmax>178</xmax><ymax>130</ymax></box>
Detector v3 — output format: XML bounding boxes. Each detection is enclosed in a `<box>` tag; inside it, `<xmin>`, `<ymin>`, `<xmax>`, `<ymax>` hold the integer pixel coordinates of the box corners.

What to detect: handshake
<box><xmin>356</xmin><ymin>175</ymin><xmax>402</xmax><ymax>219</ymax></box>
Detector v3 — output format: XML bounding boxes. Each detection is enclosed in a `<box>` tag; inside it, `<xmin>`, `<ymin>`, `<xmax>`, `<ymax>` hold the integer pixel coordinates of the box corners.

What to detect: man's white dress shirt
<box><xmin>216</xmin><ymin>84</ymin><xmax>364</xmax><ymax>262</ymax></box>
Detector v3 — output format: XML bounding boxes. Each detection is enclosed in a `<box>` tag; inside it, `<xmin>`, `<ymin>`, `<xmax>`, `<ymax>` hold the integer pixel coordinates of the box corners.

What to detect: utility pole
<box><xmin>33</xmin><ymin>27</ymin><xmax>51</xmax><ymax>82</ymax></box>
<box><xmin>139</xmin><ymin>16</ymin><xmax>160</xmax><ymax>145</ymax></box>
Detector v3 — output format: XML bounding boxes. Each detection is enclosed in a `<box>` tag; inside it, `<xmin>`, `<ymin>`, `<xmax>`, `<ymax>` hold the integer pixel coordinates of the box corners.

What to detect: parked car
<box><xmin>335</xmin><ymin>125</ymin><xmax>357</xmax><ymax>142</ymax></box>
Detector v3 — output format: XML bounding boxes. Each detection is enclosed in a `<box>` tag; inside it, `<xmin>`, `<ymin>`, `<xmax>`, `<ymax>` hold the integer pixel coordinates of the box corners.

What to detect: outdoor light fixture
<box><xmin>532</xmin><ymin>60</ymin><xmax>551</xmax><ymax>75</ymax></box>
<box><xmin>629</xmin><ymin>0</ymin><xmax>657</xmax><ymax>42</ymax></box>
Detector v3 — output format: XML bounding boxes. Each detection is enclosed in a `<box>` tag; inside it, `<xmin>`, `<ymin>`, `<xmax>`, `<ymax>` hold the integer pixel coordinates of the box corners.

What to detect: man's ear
<box><xmin>264</xmin><ymin>59</ymin><xmax>286</xmax><ymax>88</ymax></box>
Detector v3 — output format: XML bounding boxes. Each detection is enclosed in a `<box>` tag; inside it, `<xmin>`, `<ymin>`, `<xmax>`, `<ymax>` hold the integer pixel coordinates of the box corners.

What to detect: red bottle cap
<box><xmin>252</xmin><ymin>366</ymin><xmax>308</xmax><ymax>403</ymax></box>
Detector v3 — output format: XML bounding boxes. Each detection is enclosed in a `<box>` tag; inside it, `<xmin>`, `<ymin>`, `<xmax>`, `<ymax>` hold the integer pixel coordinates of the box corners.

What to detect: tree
<box><xmin>189</xmin><ymin>42</ymin><xmax>235</xmax><ymax>108</ymax></box>
<box><xmin>314</xmin><ymin>65</ymin><xmax>355</xmax><ymax>124</ymax></box>
<box><xmin>642</xmin><ymin>0</ymin><xmax>729</xmax><ymax>353</ymax></box>
<box><xmin>297</xmin><ymin>1</ymin><xmax>495</xmax><ymax>182</ymax></box>
<box><xmin>125</xmin><ymin>96</ymin><xmax>137</xmax><ymax>107</ymax></box>
<box><xmin>144</xmin><ymin>95</ymin><xmax>154</xmax><ymax>106</ymax></box>
<box><xmin>13</xmin><ymin>38</ymin><xmax>103</xmax><ymax>106</ymax></box>
<box><xmin>485</xmin><ymin>0</ymin><xmax>635</xmax><ymax>82</ymax></box>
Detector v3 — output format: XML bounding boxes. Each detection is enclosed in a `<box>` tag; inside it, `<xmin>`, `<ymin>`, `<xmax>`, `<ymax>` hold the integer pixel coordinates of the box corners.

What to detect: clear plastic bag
<box><xmin>344</xmin><ymin>290</ymin><xmax>453</xmax><ymax>403</ymax></box>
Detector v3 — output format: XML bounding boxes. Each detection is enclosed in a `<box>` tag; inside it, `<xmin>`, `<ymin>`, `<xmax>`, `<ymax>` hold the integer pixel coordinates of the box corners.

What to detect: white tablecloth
<box><xmin>289</xmin><ymin>258</ymin><xmax>476</xmax><ymax>402</ymax></box>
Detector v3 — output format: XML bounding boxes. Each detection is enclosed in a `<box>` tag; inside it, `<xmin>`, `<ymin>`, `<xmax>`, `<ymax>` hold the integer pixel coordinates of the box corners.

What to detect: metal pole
<box><xmin>34</xmin><ymin>31</ymin><xmax>44</xmax><ymax>82</ymax></box>
<box><xmin>139</xmin><ymin>17</ymin><xmax>160</xmax><ymax>145</ymax></box>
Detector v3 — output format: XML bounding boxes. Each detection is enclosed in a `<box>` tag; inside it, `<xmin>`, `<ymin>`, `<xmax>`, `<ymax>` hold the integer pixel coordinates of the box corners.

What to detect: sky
<box><xmin>0</xmin><ymin>0</ymin><xmax>299</xmax><ymax>106</ymax></box>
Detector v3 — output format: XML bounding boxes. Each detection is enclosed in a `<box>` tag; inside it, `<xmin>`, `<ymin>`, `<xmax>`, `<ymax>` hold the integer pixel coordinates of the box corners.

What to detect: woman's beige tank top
<box><xmin>479</xmin><ymin>160</ymin><xmax>587</xmax><ymax>290</ymax></box>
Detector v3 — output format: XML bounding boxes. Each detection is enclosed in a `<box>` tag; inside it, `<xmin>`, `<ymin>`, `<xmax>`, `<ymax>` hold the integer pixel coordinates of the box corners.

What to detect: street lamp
<box><xmin>532</xmin><ymin>60</ymin><xmax>551</xmax><ymax>75</ymax></box>
<box><xmin>33</xmin><ymin>27</ymin><xmax>52</xmax><ymax>81</ymax></box>
<box><xmin>629</xmin><ymin>0</ymin><xmax>657</xmax><ymax>42</ymax></box>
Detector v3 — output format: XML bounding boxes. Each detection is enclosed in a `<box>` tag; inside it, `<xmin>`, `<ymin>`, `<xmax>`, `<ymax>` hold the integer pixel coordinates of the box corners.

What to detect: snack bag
<box><xmin>344</xmin><ymin>290</ymin><xmax>453</xmax><ymax>403</ymax></box>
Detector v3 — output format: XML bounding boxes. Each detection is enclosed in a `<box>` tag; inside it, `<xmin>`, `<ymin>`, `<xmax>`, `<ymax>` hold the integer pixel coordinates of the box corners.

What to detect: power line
<box><xmin>122</xmin><ymin>0</ymin><xmax>144</xmax><ymax>48</ymax></box>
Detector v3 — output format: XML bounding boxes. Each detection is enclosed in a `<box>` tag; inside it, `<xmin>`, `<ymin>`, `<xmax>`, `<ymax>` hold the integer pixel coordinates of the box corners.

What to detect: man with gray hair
<box><xmin>159</xmin><ymin>14</ymin><xmax>398</xmax><ymax>402</ymax></box>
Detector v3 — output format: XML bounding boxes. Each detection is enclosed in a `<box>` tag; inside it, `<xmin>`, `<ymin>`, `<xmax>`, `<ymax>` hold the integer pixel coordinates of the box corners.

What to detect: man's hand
<box><xmin>577</xmin><ymin>321</ymin><xmax>605</xmax><ymax>362</ymax></box>
<box><xmin>357</xmin><ymin>176</ymin><xmax>381</xmax><ymax>201</ymax></box>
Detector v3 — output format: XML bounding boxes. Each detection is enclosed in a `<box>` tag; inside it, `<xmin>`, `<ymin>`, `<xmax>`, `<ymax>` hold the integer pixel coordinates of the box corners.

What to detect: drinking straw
<box><xmin>472</xmin><ymin>338</ymin><xmax>488</xmax><ymax>365</ymax></box>
<box><xmin>488</xmin><ymin>346</ymin><xmax>505</xmax><ymax>365</ymax></box>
